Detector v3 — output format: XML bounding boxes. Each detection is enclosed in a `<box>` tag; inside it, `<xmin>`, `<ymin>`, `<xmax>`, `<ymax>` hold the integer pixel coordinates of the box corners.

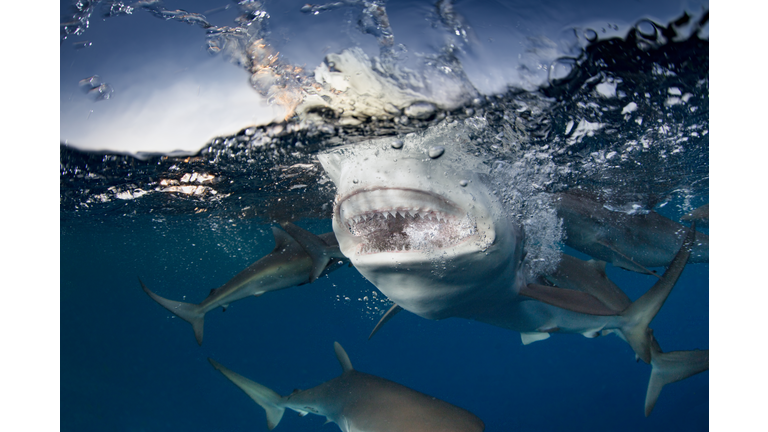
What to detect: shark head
<box><xmin>318</xmin><ymin>129</ymin><xmax>524</xmax><ymax>319</ymax></box>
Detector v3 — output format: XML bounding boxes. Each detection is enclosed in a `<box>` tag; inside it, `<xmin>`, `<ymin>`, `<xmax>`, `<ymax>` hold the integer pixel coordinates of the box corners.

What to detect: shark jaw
<box><xmin>337</xmin><ymin>187</ymin><xmax>478</xmax><ymax>256</ymax></box>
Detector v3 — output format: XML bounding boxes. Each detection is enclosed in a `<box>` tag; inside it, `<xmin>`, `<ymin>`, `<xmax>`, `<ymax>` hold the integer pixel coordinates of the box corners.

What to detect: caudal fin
<box><xmin>644</xmin><ymin>334</ymin><xmax>709</xmax><ymax>416</ymax></box>
<box><xmin>208</xmin><ymin>358</ymin><xmax>286</xmax><ymax>430</ymax></box>
<box><xmin>139</xmin><ymin>279</ymin><xmax>205</xmax><ymax>346</ymax></box>
<box><xmin>619</xmin><ymin>223</ymin><xmax>696</xmax><ymax>364</ymax></box>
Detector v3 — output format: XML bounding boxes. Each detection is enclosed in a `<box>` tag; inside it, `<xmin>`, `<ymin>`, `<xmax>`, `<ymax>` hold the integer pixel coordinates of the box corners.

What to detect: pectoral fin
<box><xmin>520</xmin><ymin>284</ymin><xmax>620</xmax><ymax>316</ymax></box>
<box><xmin>520</xmin><ymin>332</ymin><xmax>550</xmax><ymax>345</ymax></box>
<box><xmin>368</xmin><ymin>303</ymin><xmax>403</xmax><ymax>340</ymax></box>
<box><xmin>596</xmin><ymin>240</ymin><xmax>661</xmax><ymax>278</ymax></box>
<box><xmin>280</xmin><ymin>222</ymin><xmax>344</xmax><ymax>283</ymax></box>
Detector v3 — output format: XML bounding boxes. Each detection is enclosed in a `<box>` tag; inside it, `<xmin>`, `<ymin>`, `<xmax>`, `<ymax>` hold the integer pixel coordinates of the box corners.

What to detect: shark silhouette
<box><xmin>209</xmin><ymin>342</ymin><xmax>485</xmax><ymax>431</ymax></box>
<box><xmin>141</xmin><ymin>224</ymin><xmax>347</xmax><ymax>345</ymax></box>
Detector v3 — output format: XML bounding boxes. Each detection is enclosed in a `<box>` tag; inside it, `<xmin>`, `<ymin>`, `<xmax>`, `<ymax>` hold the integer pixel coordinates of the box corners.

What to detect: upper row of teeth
<box><xmin>345</xmin><ymin>209</ymin><xmax>452</xmax><ymax>223</ymax></box>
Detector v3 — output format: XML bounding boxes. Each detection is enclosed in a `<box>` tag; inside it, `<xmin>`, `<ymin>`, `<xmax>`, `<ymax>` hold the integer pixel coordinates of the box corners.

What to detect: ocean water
<box><xmin>60</xmin><ymin>1</ymin><xmax>709</xmax><ymax>431</ymax></box>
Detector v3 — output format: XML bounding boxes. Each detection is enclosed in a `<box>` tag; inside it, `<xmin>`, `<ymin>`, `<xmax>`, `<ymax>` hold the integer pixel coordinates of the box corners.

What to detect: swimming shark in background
<box><xmin>140</xmin><ymin>225</ymin><xmax>347</xmax><ymax>345</ymax></box>
<box><xmin>554</xmin><ymin>190</ymin><xmax>709</xmax><ymax>275</ymax></box>
<box><xmin>309</xmin><ymin>130</ymin><xmax>708</xmax><ymax>414</ymax></box>
<box><xmin>209</xmin><ymin>341</ymin><xmax>485</xmax><ymax>432</ymax></box>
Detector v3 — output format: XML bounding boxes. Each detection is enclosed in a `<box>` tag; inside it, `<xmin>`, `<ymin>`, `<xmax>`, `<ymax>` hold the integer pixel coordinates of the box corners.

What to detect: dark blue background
<box><xmin>61</xmin><ymin>215</ymin><xmax>708</xmax><ymax>431</ymax></box>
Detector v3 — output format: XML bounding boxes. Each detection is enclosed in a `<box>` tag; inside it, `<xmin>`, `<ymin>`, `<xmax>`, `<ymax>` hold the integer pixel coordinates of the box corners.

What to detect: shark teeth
<box><xmin>337</xmin><ymin>188</ymin><xmax>476</xmax><ymax>255</ymax></box>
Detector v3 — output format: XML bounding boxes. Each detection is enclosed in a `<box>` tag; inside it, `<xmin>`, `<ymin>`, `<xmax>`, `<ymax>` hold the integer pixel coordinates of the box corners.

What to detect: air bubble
<box><xmin>584</xmin><ymin>29</ymin><xmax>598</xmax><ymax>42</ymax></box>
<box><xmin>404</xmin><ymin>102</ymin><xmax>436</xmax><ymax>120</ymax></box>
<box><xmin>79</xmin><ymin>75</ymin><xmax>100</xmax><ymax>88</ymax></box>
<box><xmin>391</xmin><ymin>139</ymin><xmax>404</xmax><ymax>149</ymax></box>
<box><xmin>459</xmin><ymin>180</ymin><xmax>468</xmax><ymax>187</ymax></box>
<box><xmin>549</xmin><ymin>58</ymin><xmax>576</xmax><ymax>83</ymax></box>
<box><xmin>428</xmin><ymin>146</ymin><xmax>445</xmax><ymax>159</ymax></box>
<box><xmin>636</xmin><ymin>20</ymin><xmax>657</xmax><ymax>39</ymax></box>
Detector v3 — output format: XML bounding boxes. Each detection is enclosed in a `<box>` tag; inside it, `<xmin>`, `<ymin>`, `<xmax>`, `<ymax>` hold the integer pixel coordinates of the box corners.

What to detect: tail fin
<box><xmin>619</xmin><ymin>223</ymin><xmax>696</xmax><ymax>364</ymax></box>
<box><xmin>645</xmin><ymin>334</ymin><xmax>709</xmax><ymax>416</ymax></box>
<box><xmin>208</xmin><ymin>358</ymin><xmax>285</xmax><ymax>430</ymax></box>
<box><xmin>139</xmin><ymin>279</ymin><xmax>205</xmax><ymax>346</ymax></box>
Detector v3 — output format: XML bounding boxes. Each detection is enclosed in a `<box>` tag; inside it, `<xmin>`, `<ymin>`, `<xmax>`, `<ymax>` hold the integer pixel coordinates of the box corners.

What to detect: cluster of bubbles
<box><xmin>335</xmin><ymin>288</ymin><xmax>393</xmax><ymax>320</ymax></box>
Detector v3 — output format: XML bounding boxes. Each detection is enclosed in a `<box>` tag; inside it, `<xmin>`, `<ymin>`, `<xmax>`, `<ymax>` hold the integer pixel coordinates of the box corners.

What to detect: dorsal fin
<box><xmin>333</xmin><ymin>342</ymin><xmax>354</xmax><ymax>372</ymax></box>
<box><xmin>271</xmin><ymin>226</ymin><xmax>296</xmax><ymax>252</ymax></box>
<box><xmin>204</xmin><ymin>287</ymin><xmax>221</xmax><ymax>301</ymax></box>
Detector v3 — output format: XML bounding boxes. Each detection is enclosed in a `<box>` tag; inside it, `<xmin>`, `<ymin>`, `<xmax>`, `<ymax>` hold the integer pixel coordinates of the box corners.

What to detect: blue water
<box><xmin>60</xmin><ymin>1</ymin><xmax>709</xmax><ymax>431</ymax></box>
<box><xmin>61</xmin><ymin>215</ymin><xmax>708</xmax><ymax>431</ymax></box>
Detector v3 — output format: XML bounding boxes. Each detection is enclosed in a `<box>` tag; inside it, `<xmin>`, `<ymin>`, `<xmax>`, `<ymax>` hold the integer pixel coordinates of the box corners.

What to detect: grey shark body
<box><xmin>314</xmin><ymin>132</ymin><xmax>707</xmax><ymax>414</ymax></box>
<box><xmin>141</xmin><ymin>224</ymin><xmax>345</xmax><ymax>345</ymax></box>
<box><xmin>209</xmin><ymin>342</ymin><xmax>485</xmax><ymax>432</ymax></box>
<box><xmin>554</xmin><ymin>190</ymin><xmax>709</xmax><ymax>275</ymax></box>
<box><xmin>317</xmin><ymin>134</ymin><xmax>672</xmax><ymax>339</ymax></box>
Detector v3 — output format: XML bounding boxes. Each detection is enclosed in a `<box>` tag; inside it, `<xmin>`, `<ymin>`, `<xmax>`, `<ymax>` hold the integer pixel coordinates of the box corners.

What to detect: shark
<box><xmin>141</xmin><ymin>223</ymin><xmax>347</xmax><ymax>345</ymax></box>
<box><xmin>306</xmin><ymin>131</ymin><xmax>708</xmax><ymax>414</ymax></box>
<box><xmin>209</xmin><ymin>341</ymin><xmax>485</xmax><ymax>432</ymax></box>
<box><xmin>554</xmin><ymin>190</ymin><xmax>709</xmax><ymax>275</ymax></box>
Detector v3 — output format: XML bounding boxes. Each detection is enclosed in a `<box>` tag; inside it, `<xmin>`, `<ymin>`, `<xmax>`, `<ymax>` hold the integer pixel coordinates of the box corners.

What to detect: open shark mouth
<box><xmin>337</xmin><ymin>188</ymin><xmax>477</xmax><ymax>254</ymax></box>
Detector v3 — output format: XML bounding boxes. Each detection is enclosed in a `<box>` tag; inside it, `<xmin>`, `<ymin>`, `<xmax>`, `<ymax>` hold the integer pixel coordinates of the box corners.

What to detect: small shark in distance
<box><xmin>312</xmin><ymin>130</ymin><xmax>708</xmax><ymax>415</ymax></box>
<box><xmin>209</xmin><ymin>342</ymin><xmax>485</xmax><ymax>432</ymax></box>
<box><xmin>140</xmin><ymin>223</ymin><xmax>346</xmax><ymax>345</ymax></box>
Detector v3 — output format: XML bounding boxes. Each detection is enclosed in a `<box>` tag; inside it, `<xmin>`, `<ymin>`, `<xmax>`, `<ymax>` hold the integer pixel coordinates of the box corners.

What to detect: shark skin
<box><xmin>209</xmin><ymin>342</ymin><xmax>485</xmax><ymax>432</ymax></box>
<box><xmin>314</xmin><ymin>133</ymin><xmax>707</xmax><ymax>414</ymax></box>
<box><xmin>553</xmin><ymin>190</ymin><xmax>708</xmax><ymax>275</ymax></box>
<box><xmin>141</xmin><ymin>224</ymin><xmax>346</xmax><ymax>345</ymax></box>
